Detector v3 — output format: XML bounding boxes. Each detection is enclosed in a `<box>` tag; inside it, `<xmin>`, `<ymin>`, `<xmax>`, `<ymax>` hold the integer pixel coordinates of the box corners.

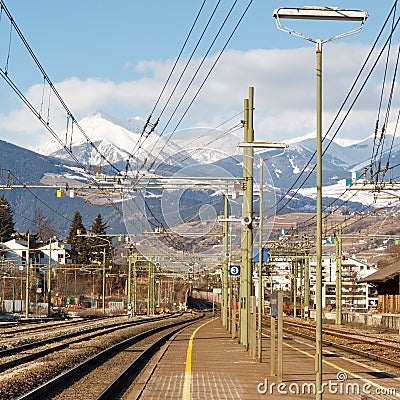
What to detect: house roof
<box><xmin>358</xmin><ymin>260</ymin><xmax>400</xmax><ymax>283</ymax></box>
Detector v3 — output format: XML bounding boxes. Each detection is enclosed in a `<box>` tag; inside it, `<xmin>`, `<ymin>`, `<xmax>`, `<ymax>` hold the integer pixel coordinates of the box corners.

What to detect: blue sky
<box><xmin>0</xmin><ymin>1</ymin><xmax>397</xmax><ymax>149</ymax></box>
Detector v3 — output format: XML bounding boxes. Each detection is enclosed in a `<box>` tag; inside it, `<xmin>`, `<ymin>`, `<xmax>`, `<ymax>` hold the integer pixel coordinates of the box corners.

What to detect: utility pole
<box><xmin>47</xmin><ymin>238</ymin><xmax>52</xmax><ymax>318</ymax></box>
<box><xmin>148</xmin><ymin>261</ymin><xmax>155</xmax><ymax>315</ymax></box>
<box><xmin>25</xmin><ymin>234</ymin><xmax>30</xmax><ymax>318</ymax></box>
<box><xmin>257</xmin><ymin>158</ymin><xmax>263</xmax><ymax>362</ymax></box>
<box><xmin>239</xmin><ymin>87</ymin><xmax>254</xmax><ymax>349</ymax></box>
<box><xmin>222</xmin><ymin>188</ymin><xmax>229</xmax><ymax>330</ymax></box>
<box><xmin>132</xmin><ymin>254</ymin><xmax>137</xmax><ymax>316</ymax></box>
<box><xmin>102</xmin><ymin>247</ymin><xmax>106</xmax><ymax>316</ymax></box>
<box><xmin>304</xmin><ymin>244</ymin><xmax>310</xmax><ymax>320</ymax></box>
<box><xmin>335</xmin><ymin>228</ymin><xmax>342</xmax><ymax>325</ymax></box>
<box><xmin>293</xmin><ymin>257</ymin><xmax>298</xmax><ymax>318</ymax></box>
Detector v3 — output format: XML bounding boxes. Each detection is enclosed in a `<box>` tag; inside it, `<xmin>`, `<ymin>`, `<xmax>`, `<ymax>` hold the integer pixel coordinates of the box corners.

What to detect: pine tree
<box><xmin>88</xmin><ymin>213</ymin><xmax>112</xmax><ymax>263</ymax></box>
<box><xmin>0</xmin><ymin>195</ymin><xmax>15</xmax><ymax>242</ymax></box>
<box><xmin>66</xmin><ymin>211</ymin><xmax>90</xmax><ymax>264</ymax></box>
<box><xmin>90</xmin><ymin>213</ymin><xmax>108</xmax><ymax>235</ymax></box>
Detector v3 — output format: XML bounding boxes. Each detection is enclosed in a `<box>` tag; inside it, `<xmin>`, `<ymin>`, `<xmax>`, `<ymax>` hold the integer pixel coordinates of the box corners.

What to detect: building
<box><xmin>36</xmin><ymin>240</ymin><xmax>76</xmax><ymax>266</ymax></box>
<box><xmin>359</xmin><ymin>260</ymin><xmax>400</xmax><ymax>313</ymax></box>
<box><xmin>265</xmin><ymin>254</ymin><xmax>378</xmax><ymax>311</ymax></box>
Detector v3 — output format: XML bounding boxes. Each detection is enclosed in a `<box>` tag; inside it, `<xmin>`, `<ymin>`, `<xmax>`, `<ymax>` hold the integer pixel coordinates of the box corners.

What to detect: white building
<box><xmin>309</xmin><ymin>255</ymin><xmax>378</xmax><ymax>311</ymax></box>
<box><xmin>36</xmin><ymin>240</ymin><xmax>74</xmax><ymax>266</ymax></box>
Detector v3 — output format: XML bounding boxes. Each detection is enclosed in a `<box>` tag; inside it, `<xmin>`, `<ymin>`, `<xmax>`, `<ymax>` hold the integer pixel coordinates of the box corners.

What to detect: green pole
<box><xmin>47</xmin><ymin>238</ymin><xmax>52</xmax><ymax>318</ymax></box>
<box><xmin>304</xmin><ymin>248</ymin><xmax>310</xmax><ymax>319</ymax></box>
<box><xmin>239</xmin><ymin>98</ymin><xmax>248</xmax><ymax>346</ymax></box>
<box><xmin>102</xmin><ymin>248</ymin><xmax>106</xmax><ymax>316</ymax></box>
<box><xmin>128</xmin><ymin>254</ymin><xmax>132</xmax><ymax>312</ymax></box>
<box><xmin>315</xmin><ymin>39</ymin><xmax>323</xmax><ymax>400</ymax></box>
<box><xmin>239</xmin><ymin>87</ymin><xmax>254</xmax><ymax>349</ymax></box>
<box><xmin>293</xmin><ymin>258</ymin><xmax>297</xmax><ymax>318</ymax></box>
<box><xmin>257</xmin><ymin>158</ymin><xmax>263</xmax><ymax>362</ymax></box>
<box><xmin>25</xmin><ymin>234</ymin><xmax>30</xmax><ymax>318</ymax></box>
<box><xmin>133</xmin><ymin>255</ymin><xmax>137</xmax><ymax>316</ymax></box>
<box><xmin>222</xmin><ymin>188</ymin><xmax>229</xmax><ymax>329</ymax></box>
<box><xmin>148</xmin><ymin>261</ymin><xmax>154</xmax><ymax>315</ymax></box>
<box><xmin>336</xmin><ymin>228</ymin><xmax>342</xmax><ymax>325</ymax></box>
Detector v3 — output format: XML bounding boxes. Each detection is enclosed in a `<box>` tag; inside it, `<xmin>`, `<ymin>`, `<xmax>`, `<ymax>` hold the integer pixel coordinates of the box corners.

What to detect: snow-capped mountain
<box><xmin>35</xmin><ymin>111</ymin><xmax>183</xmax><ymax>171</ymax></box>
<box><xmin>35</xmin><ymin>111</ymin><xmax>245</xmax><ymax>171</ymax></box>
<box><xmin>31</xmin><ymin>110</ymin><xmax>400</xmax><ymax>214</ymax></box>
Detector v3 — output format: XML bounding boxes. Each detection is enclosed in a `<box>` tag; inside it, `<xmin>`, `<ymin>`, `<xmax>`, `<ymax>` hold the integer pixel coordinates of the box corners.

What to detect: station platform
<box><xmin>129</xmin><ymin>316</ymin><xmax>400</xmax><ymax>400</ymax></box>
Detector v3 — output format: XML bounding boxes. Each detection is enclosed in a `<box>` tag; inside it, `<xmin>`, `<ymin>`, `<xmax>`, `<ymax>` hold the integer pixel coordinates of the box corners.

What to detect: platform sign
<box><xmin>229</xmin><ymin>265</ymin><xmax>240</xmax><ymax>276</ymax></box>
<box><xmin>270</xmin><ymin>292</ymin><xmax>278</xmax><ymax>318</ymax></box>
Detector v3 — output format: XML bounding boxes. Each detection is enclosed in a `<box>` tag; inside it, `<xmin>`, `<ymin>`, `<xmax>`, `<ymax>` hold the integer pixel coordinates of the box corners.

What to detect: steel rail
<box><xmin>0</xmin><ymin>314</ymin><xmax>179</xmax><ymax>372</ymax></box>
<box><xmin>16</xmin><ymin>314</ymin><xmax>203</xmax><ymax>400</ymax></box>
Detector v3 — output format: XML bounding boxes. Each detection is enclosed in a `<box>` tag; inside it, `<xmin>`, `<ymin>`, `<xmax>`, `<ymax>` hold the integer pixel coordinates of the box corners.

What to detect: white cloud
<box><xmin>0</xmin><ymin>42</ymin><xmax>395</xmax><ymax>149</ymax></box>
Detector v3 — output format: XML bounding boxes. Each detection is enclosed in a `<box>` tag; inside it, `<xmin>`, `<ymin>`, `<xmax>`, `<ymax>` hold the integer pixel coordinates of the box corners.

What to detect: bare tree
<box><xmin>32</xmin><ymin>209</ymin><xmax>58</xmax><ymax>241</ymax></box>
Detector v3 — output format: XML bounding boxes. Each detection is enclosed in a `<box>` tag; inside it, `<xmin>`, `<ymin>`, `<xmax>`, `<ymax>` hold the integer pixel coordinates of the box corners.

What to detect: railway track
<box><xmin>13</xmin><ymin>314</ymin><xmax>202</xmax><ymax>400</ymax></box>
<box><xmin>0</xmin><ymin>314</ymin><xmax>180</xmax><ymax>374</ymax></box>
<box><xmin>0</xmin><ymin>313</ymin><xmax>197</xmax><ymax>400</ymax></box>
<box><xmin>281</xmin><ymin>319</ymin><xmax>400</xmax><ymax>369</ymax></box>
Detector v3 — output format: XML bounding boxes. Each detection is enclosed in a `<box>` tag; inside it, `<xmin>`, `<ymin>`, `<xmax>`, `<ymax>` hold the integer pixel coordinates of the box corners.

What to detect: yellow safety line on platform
<box><xmin>182</xmin><ymin>318</ymin><xmax>214</xmax><ymax>400</ymax></box>
<box><xmin>263</xmin><ymin>332</ymin><xmax>400</xmax><ymax>397</ymax></box>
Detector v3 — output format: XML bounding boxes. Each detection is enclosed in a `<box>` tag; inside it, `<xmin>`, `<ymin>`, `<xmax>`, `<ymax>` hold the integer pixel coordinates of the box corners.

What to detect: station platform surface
<box><xmin>130</xmin><ymin>316</ymin><xmax>400</xmax><ymax>400</ymax></box>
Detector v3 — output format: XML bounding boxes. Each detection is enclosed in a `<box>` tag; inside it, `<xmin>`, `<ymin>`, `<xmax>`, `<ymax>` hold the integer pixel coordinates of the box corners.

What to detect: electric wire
<box><xmin>126</xmin><ymin>0</ymin><xmax>208</xmax><ymax>169</ymax></box>
<box><xmin>0</xmin><ymin>67</ymin><xmax>123</xmax><ymax>214</ymax></box>
<box><xmin>128</xmin><ymin>0</ymin><xmax>224</xmax><ymax>170</ymax></box>
<box><xmin>147</xmin><ymin>0</ymin><xmax>254</xmax><ymax>174</ymax></box>
<box><xmin>0</xmin><ymin>1</ymin><xmax>121</xmax><ymax>176</ymax></box>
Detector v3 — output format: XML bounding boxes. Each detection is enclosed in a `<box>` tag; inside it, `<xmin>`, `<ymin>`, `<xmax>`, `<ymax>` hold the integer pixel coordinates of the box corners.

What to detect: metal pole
<box><xmin>304</xmin><ymin>248</ymin><xmax>310</xmax><ymax>319</ymax></box>
<box><xmin>315</xmin><ymin>39</ymin><xmax>323</xmax><ymax>400</ymax></box>
<box><xmin>25</xmin><ymin>234</ymin><xmax>29</xmax><ymax>318</ymax></box>
<box><xmin>128</xmin><ymin>254</ymin><xmax>132</xmax><ymax>315</ymax></box>
<box><xmin>239</xmin><ymin>87</ymin><xmax>254</xmax><ymax>349</ymax></box>
<box><xmin>148</xmin><ymin>261</ymin><xmax>154</xmax><ymax>315</ymax></box>
<box><xmin>258</xmin><ymin>158</ymin><xmax>263</xmax><ymax>362</ymax></box>
<box><xmin>293</xmin><ymin>258</ymin><xmax>297</xmax><ymax>318</ymax></box>
<box><xmin>102</xmin><ymin>248</ymin><xmax>106</xmax><ymax>316</ymax></box>
<box><xmin>47</xmin><ymin>238</ymin><xmax>52</xmax><ymax>317</ymax></box>
<box><xmin>133</xmin><ymin>256</ymin><xmax>137</xmax><ymax>315</ymax></box>
<box><xmin>336</xmin><ymin>228</ymin><xmax>342</xmax><ymax>324</ymax></box>
<box><xmin>277</xmin><ymin>292</ymin><xmax>283</xmax><ymax>383</ymax></box>
<box><xmin>270</xmin><ymin>316</ymin><xmax>276</xmax><ymax>376</ymax></box>
<box><xmin>222</xmin><ymin>188</ymin><xmax>229</xmax><ymax>329</ymax></box>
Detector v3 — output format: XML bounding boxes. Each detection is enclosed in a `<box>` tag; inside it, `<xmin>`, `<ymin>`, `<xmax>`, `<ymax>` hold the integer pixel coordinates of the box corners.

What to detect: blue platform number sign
<box><xmin>229</xmin><ymin>265</ymin><xmax>240</xmax><ymax>277</ymax></box>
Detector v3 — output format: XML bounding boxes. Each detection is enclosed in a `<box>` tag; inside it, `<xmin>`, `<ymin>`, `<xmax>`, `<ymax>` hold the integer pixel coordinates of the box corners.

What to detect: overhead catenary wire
<box><xmin>125</xmin><ymin>0</ymin><xmax>208</xmax><ymax>169</ymax></box>
<box><xmin>0</xmin><ymin>1</ymin><xmax>121</xmax><ymax>177</ymax></box>
<box><xmin>147</xmin><ymin>0</ymin><xmax>254</xmax><ymax>174</ymax></box>
<box><xmin>0</xmin><ymin>67</ymin><xmax>123</xmax><ymax>214</ymax></box>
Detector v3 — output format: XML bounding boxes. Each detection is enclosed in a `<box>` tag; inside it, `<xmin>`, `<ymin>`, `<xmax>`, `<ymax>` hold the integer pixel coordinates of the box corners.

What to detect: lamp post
<box><xmin>273</xmin><ymin>6</ymin><xmax>367</xmax><ymax>399</ymax></box>
<box><xmin>238</xmin><ymin>140</ymin><xmax>287</xmax><ymax>360</ymax></box>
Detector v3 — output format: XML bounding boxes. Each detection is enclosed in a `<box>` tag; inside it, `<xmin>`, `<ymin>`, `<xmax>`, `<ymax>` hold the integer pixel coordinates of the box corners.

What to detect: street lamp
<box><xmin>238</xmin><ymin>139</ymin><xmax>287</xmax><ymax>358</ymax></box>
<box><xmin>273</xmin><ymin>6</ymin><xmax>367</xmax><ymax>399</ymax></box>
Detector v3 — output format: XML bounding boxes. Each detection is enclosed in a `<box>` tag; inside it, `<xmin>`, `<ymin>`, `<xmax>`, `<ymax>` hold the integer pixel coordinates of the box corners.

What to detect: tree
<box><xmin>0</xmin><ymin>195</ymin><xmax>15</xmax><ymax>241</ymax></box>
<box><xmin>66</xmin><ymin>211</ymin><xmax>90</xmax><ymax>264</ymax></box>
<box><xmin>32</xmin><ymin>209</ymin><xmax>58</xmax><ymax>242</ymax></box>
<box><xmin>90</xmin><ymin>213</ymin><xmax>108</xmax><ymax>236</ymax></box>
<box><xmin>88</xmin><ymin>214</ymin><xmax>113</xmax><ymax>263</ymax></box>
